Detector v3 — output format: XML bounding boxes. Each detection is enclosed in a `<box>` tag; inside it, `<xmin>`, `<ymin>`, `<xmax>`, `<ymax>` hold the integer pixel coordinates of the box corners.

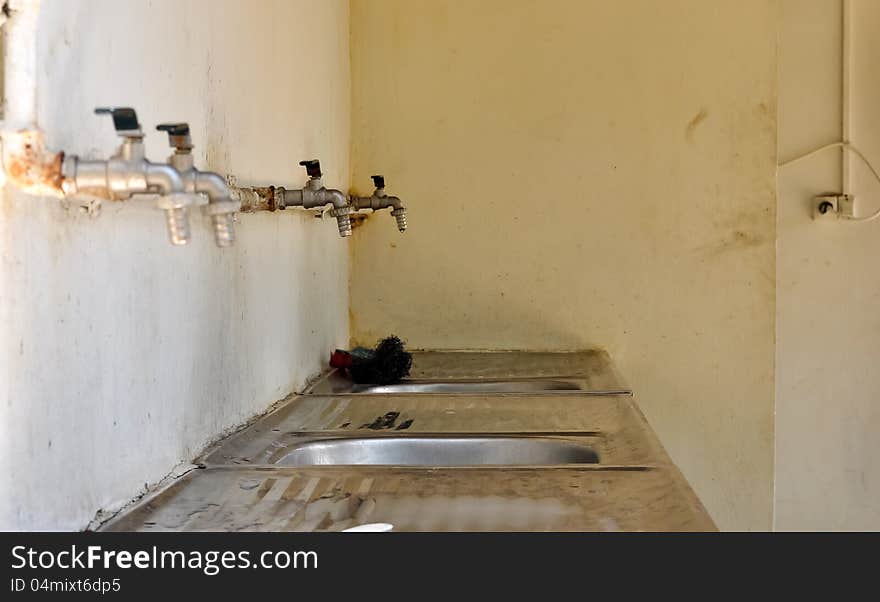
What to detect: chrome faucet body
<box><xmin>272</xmin><ymin>160</ymin><xmax>352</xmax><ymax>237</ymax></box>
<box><xmin>350</xmin><ymin>175</ymin><xmax>407</xmax><ymax>232</ymax></box>
<box><xmin>156</xmin><ymin>123</ymin><xmax>240</xmax><ymax>247</ymax></box>
<box><xmin>61</xmin><ymin>108</ymin><xmax>195</xmax><ymax>245</ymax></box>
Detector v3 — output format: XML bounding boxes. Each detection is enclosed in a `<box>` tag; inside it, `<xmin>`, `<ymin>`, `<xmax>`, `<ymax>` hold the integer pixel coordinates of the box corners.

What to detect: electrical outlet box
<box><xmin>839</xmin><ymin>194</ymin><xmax>856</xmax><ymax>217</ymax></box>
<box><xmin>813</xmin><ymin>194</ymin><xmax>854</xmax><ymax>221</ymax></box>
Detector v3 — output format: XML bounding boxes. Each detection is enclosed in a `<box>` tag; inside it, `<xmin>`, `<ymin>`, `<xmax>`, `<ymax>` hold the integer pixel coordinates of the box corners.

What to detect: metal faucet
<box><xmin>273</xmin><ymin>160</ymin><xmax>352</xmax><ymax>237</ymax></box>
<box><xmin>156</xmin><ymin>123</ymin><xmax>240</xmax><ymax>247</ymax></box>
<box><xmin>350</xmin><ymin>175</ymin><xmax>407</xmax><ymax>232</ymax></box>
<box><xmin>61</xmin><ymin>107</ymin><xmax>195</xmax><ymax>245</ymax></box>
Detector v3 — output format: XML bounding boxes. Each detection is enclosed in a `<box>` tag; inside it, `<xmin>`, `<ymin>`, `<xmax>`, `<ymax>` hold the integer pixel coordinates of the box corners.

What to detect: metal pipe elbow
<box><xmin>378</xmin><ymin>195</ymin><xmax>407</xmax><ymax>231</ymax></box>
<box><xmin>383</xmin><ymin>195</ymin><xmax>403</xmax><ymax>211</ymax></box>
<box><xmin>321</xmin><ymin>189</ymin><xmax>352</xmax><ymax>237</ymax></box>
<box><xmin>322</xmin><ymin>188</ymin><xmax>349</xmax><ymax>209</ymax></box>
<box><xmin>145</xmin><ymin>162</ymin><xmax>186</xmax><ymax>195</ymax></box>
<box><xmin>194</xmin><ymin>171</ymin><xmax>239</xmax><ymax>248</ymax></box>
<box><xmin>194</xmin><ymin>171</ymin><xmax>234</xmax><ymax>204</ymax></box>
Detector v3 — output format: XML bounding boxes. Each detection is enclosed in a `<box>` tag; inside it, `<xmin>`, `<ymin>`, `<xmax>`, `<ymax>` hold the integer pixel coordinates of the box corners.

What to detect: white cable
<box><xmin>778</xmin><ymin>141</ymin><xmax>880</xmax><ymax>222</ymax></box>
<box><xmin>778</xmin><ymin>142</ymin><xmax>845</xmax><ymax>168</ymax></box>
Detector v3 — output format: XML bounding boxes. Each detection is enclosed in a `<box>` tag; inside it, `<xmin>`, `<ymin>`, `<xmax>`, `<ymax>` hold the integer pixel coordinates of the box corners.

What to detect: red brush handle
<box><xmin>329</xmin><ymin>350</ymin><xmax>353</xmax><ymax>368</ymax></box>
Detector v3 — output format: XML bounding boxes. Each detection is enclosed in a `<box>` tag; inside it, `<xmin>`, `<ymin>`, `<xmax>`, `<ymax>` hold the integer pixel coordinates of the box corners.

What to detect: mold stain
<box><xmin>697</xmin><ymin>229</ymin><xmax>766</xmax><ymax>258</ymax></box>
<box><xmin>694</xmin><ymin>206</ymin><xmax>774</xmax><ymax>259</ymax></box>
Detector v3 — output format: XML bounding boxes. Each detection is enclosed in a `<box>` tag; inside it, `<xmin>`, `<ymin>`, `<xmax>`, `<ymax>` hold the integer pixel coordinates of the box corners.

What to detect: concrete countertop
<box><xmin>101</xmin><ymin>351</ymin><xmax>715</xmax><ymax>531</ymax></box>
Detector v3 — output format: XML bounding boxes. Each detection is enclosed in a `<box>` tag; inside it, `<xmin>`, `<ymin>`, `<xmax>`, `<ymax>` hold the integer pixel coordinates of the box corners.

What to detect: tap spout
<box><xmin>156</xmin><ymin>122</ymin><xmax>240</xmax><ymax>247</ymax></box>
<box><xmin>292</xmin><ymin>185</ymin><xmax>352</xmax><ymax>237</ymax></box>
<box><xmin>145</xmin><ymin>162</ymin><xmax>186</xmax><ymax>195</ymax></box>
<box><xmin>193</xmin><ymin>171</ymin><xmax>239</xmax><ymax>247</ymax></box>
<box><xmin>350</xmin><ymin>177</ymin><xmax>408</xmax><ymax>232</ymax></box>
<box><xmin>193</xmin><ymin>170</ymin><xmax>229</xmax><ymax>202</ymax></box>
<box><xmin>147</xmin><ymin>164</ymin><xmax>191</xmax><ymax>246</ymax></box>
<box><xmin>277</xmin><ymin>163</ymin><xmax>353</xmax><ymax>237</ymax></box>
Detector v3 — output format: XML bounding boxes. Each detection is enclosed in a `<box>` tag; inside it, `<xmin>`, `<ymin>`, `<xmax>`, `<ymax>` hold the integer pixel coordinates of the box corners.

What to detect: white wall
<box><xmin>0</xmin><ymin>0</ymin><xmax>351</xmax><ymax>530</ymax></box>
<box><xmin>776</xmin><ymin>0</ymin><xmax>880</xmax><ymax>530</ymax></box>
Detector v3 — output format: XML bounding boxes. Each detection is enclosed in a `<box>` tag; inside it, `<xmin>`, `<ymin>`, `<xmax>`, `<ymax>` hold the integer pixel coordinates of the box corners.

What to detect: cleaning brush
<box><xmin>329</xmin><ymin>335</ymin><xmax>413</xmax><ymax>385</ymax></box>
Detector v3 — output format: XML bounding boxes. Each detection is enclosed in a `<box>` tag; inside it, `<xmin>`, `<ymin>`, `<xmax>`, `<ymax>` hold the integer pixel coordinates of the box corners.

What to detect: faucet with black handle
<box><xmin>270</xmin><ymin>159</ymin><xmax>353</xmax><ymax>237</ymax></box>
<box><xmin>61</xmin><ymin>107</ymin><xmax>196</xmax><ymax>246</ymax></box>
<box><xmin>156</xmin><ymin>121</ymin><xmax>240</xmax><ymax>247</ymax></box>
<box><xmin>349</xmin><ymin>174</ymin><xmax>408</xmax><ymax>232</ymax></box>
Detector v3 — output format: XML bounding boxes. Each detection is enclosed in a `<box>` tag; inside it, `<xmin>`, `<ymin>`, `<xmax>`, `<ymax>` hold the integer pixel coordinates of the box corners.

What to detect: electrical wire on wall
<box><xmin>777</xmin><ymin>0</ymin><xmax>880</xmax><ymax>222</ymax></box>
<box><xmin>779</xmin><ymin>142</ymin><xmax>880</xmax><ymax>222</ymax></box>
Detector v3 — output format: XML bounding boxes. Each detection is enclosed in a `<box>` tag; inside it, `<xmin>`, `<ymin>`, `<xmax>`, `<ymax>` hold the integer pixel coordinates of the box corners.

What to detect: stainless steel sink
<box><xmin>346</xmin><ymin>379</ymin><xmax>585</xmax><ymax>394</ymax></box>
<box><xmin>273</xmin><ymin>436</ymin><xmax>600</xmax><ymax>466</ymax></box>
<box><xmin>306</xmin><ymin>373</ymin><xmax>630</xmax><ymax>395</ymax></box>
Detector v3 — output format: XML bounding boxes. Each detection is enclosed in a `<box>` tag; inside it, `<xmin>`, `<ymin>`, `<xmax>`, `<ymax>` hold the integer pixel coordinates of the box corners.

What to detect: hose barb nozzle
<box><xmin>156</xmin><ymin>193</ymin><xmax>194</xmax><ymax>246</ymax></box>
<box><xmin>391</xmin><ymin>207</ymin><xmax>407</xmax><ymax>232</ymax></box>
<box><xmin>331</xmin><ymin>205</ymin><xmax>354</xmax><ymax>237</ymax></box>
<box><xmin>204</xmin><ymin>202</ymin><xmax>238</xmax><ymax>247</ymax></box>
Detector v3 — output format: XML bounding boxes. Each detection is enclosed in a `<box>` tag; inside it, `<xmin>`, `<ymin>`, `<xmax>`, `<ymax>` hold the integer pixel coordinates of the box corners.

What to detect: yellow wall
<box><xmin>350</xmin><ymin>0</ymin><xmax>777</xmax><ymax>530</ymax></box>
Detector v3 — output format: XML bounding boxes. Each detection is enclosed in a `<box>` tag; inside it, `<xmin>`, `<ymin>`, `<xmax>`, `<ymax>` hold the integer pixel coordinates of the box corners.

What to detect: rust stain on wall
<box><xmin>3</xmin><ymin>131</ymin><xmax>66</xmax><ymax>196</ymax></box>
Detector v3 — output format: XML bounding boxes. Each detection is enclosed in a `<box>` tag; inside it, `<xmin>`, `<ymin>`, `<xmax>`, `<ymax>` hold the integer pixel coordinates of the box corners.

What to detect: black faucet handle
<box><xmin>371</xmin><ymin>175</ymin><xmax>385</xmax><ymax>189</ymax></box>
<box><xmin>157</xmin><ymin>123</ymin><xmax>193</xmax><ymax>150</ymax></box>
<box><xmin>157</xmin><ymin>123</ymin><xmax>190</xmax><ymax>136</ymax></box>
<box><xmin>94</xmin><ymin>107</ymin><xmax>141</xmax><ymax>133</ymax></box>
<box><xmin>299</xmin><ymin>160</ymin><xmax>322</xmax><ymax>178</ymax></box>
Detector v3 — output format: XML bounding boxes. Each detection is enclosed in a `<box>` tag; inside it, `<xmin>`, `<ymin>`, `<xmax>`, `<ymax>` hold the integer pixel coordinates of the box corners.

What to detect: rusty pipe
<box><xmin>1</xmin><ymin>0</ymin><xmax>67</xmax><ymax>197</ymax></box>
<box><xmin>230</xmin><ymin>184</ymin><xmax>353</xmax><ymax>237</ymax></box>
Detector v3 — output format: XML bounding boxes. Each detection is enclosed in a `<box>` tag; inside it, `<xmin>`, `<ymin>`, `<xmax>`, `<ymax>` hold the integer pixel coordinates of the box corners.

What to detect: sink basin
<box><xmin>346</xmin><ymin>379</ymin><xmax>584</xmax><ymax>394</ymax></box>
<box><xmin>274</xmin><ymin>436</ymin><xmax>600</xmax><ymax>466</ymax></box>
<box><xmin>306</xmin><ymin>373</ymin><xmax>629</xmax><ymax>395</ymax></box>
